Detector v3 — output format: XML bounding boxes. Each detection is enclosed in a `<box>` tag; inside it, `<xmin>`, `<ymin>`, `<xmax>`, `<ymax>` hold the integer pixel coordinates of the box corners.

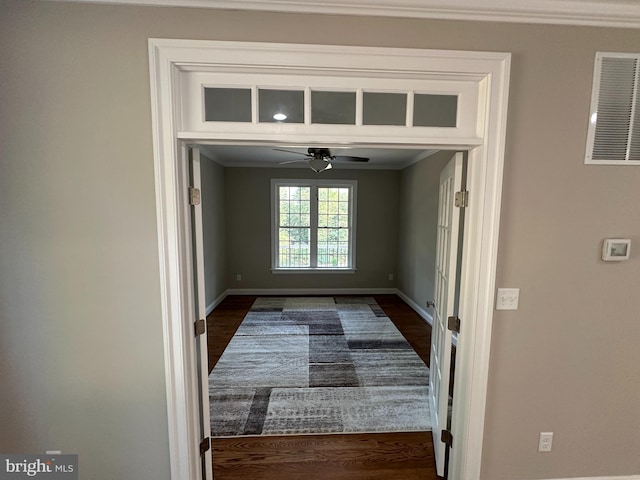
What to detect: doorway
<box><xmin>196</xmin><ymin>145</ymin><xmax>464</xmax><ymax>478</ymax></box>
<box><xmin>149</xmin><ymin>39</ymin><xmax>510</xmax><ymax>480</ymax></box>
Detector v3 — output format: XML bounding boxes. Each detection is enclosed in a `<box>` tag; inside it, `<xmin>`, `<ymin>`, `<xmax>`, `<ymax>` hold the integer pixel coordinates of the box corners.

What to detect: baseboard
<box><xmin>205</xmin><ymin>290</ymin><xmax>229</xmax><ymax>315</ymax></box>
<box><xmin>226</xmin><ymin>288</ymin><xmax>397</xmax><ymax>296</ymax></box>
<box><xmin>395</xmin><ymin>289</ymin><xmax>460</xmax><ymax>346</ymax></box>
<box><xmin>396</xmin><ymin>290</ymin><xmax>434</xmax><ymax>326</ymax></box>
<box><xmin>544</xmin><ymin>476</ymin><xmax>640</xmax><ymax>480</ymax></box>
<box><xmin>226</xmin><ymin>287</ymin><xmax>435</xmax><ymax>322</ymax></box>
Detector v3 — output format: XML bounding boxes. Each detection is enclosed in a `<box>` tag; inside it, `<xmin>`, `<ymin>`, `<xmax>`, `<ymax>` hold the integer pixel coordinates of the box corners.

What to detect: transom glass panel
<box><xmin>259</xmin><ymin>89</ymin><xmax>304</xmax><ymax>123</ymax></box>
<box><xmin>363</xmin><ymin>92</ymin><xmax>407</xmax><ymax>126</ymax></box>
<box><xmin>203</xmin><ymin>87</ymin><xmax>252</xmax><ymax>122</ymax></box>
<box><xmin>311</xmin><ymin>91</ymin><xmax>356</xmax><ymax>125</ymax></box>
<box><xmin>413</xmin><ymin>94</ymin><xmax>458</xmax><ymax>127</ymax></box>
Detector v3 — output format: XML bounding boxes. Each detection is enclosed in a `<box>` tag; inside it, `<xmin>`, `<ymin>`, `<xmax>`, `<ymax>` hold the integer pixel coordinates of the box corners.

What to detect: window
<box><xmin>413</xmin><ymin>94</ymin><xmax>458</xmax><ymax>127</ymax></box>
<box><xmin>271</xmin><ymin>179</ymin><xmax>357</xmax><ymax>271</ymax></box>
<box><xmin>203</xmin><ymin>87</ymin><xmax>252</xmax><ymax>122</ymax></box>
<box><xmin>258</xmin><ymin>89</ymin><xmax>304</xmax><ymax>123</ymax></box>
<box><xmin>311</xmin><ymin>91</ymin><xmax>357</xmax><ymax>124</ymax></box>
<box><xmin>362</xmin><ymin>92</ymin><xmax>407</xmax><ymax>126</ymax></box>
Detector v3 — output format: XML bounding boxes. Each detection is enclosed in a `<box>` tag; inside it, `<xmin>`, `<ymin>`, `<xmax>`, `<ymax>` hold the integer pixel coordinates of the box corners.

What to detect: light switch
<box><xmin>496</xmin><ymin>288</ymin><xmax>520</xmax><ymax>310</ymax></box>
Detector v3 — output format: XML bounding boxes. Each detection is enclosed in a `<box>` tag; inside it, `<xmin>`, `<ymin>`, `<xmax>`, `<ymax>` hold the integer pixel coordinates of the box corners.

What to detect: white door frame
<box><xmin>148</xmin><ymin>39</ymin><xmax>510</xmax><ymax>480</ymax></box>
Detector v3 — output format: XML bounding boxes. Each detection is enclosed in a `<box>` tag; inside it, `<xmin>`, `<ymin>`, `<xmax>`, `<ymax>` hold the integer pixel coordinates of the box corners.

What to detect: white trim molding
<box><xmin>148</xmin><ymin>39</ymin><xmax>510</xmax><ymax>480</ymax></box>
<box><xmin>544</xmin><ymin>477</ymin><xmax>640</xmax><ymax>480</ymax></box>
<box><xmin>397</xmin><ymin>290</ymin><xmax>434</xmax><ymax>326</ymax></box>
<box><xmin>46</xmin><ymin>0</ymin><xmax>640</xmax><ymax>29</ymax></box>
<box><xmin>396</xmin><ymin>290</ymin><xmax>460</xmax><ymax>347</ymax></box>
<box><xmin>205</xmin><ymin>290</ymin><xmax>228</xmax><ymax>315</ymax></box>
<box><xmin>227</xmin><ymin>288</ymin><xmax>397</xmax><ymax>296</ymax></box>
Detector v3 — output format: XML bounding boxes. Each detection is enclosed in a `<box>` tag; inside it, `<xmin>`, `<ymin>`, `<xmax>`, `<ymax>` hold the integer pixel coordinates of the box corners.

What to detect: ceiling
<box><xmin>41</xmin><ymin>0</ymin><xmax>640</xmax><ymax>28</ymax></box>
<box><xmin>197</xmin><ymin>144</ymin><xmax>440</xmax><ymax>170</ymax></box>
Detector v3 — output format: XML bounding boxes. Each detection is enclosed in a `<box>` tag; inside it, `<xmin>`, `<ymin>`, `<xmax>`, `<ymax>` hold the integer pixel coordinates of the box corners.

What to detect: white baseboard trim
<box><xmin>543</xmin><ymin>476</ymin><xmax>640</xmax><ymax>480</ymax></box>
<box><xmin>205</xmin><ymin>290</ymin><xmax>229</xmax><ymax>315</ymax></box>
<box><xmin>226</xmin><ymin>287</ymin><xmax>397</xmax><ymax>296</ymax></box>
<box><xmin>396</xmin><ymin>290</ymin><xmax>434</xmax><ymax>326</ymax></box>
<box><xmin>396</xmin><ymin>289</ymin><xmax>459</xmax><ymax>346</ymax></box>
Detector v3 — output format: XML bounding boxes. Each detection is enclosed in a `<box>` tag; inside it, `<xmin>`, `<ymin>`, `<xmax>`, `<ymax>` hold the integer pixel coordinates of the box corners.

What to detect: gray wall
<box><xmin>1</xmin><ymin>1</ymin><xmax>640</xmax><ymax>479</ymax></box>
<box><xmin>200</xmin><ymin>154</ymin><xmax>228</xmax><ymax>307</ymax></box>
<box><xmin>397</xmin><ymin>151</ymin><xmax>455</xmax><ymax>309</ymax></box>
<box><xmin>224</xmin><ymin>167</ymin><xmax>400</xmax><ymax>290</ymax></box>
<box><xmin>0</xmin><ymin>2</ymin><xmax>171</xmax><ymax>478</ymax></box>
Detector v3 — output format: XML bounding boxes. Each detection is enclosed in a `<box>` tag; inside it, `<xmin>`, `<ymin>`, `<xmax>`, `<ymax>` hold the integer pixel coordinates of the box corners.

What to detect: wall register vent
<box><xmin>586</xmin><ymin>52</ymin><xmax>640</xmax><ymax>165</ymax></box>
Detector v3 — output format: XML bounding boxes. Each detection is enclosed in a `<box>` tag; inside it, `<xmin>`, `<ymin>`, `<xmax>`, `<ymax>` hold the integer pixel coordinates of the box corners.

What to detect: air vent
<box><xmin>585</xmin><ymin>53</ymin><xmax>640</xmax><ymax>165</ymax></box>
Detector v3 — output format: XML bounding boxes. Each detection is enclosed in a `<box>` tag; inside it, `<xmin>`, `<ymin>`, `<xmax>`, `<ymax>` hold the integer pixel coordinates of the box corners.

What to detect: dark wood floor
<box><xmin>207</xmin><ymin>294</ymin><xmax>440</xmax><ymax>480</ymax></box>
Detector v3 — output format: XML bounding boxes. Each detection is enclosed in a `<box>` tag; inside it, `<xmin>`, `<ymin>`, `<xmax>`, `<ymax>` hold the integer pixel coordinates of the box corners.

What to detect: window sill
<box><xmin>271</xmin><ymin>268</ymin><xmax>356</xmax><ymax>274</ymax></box>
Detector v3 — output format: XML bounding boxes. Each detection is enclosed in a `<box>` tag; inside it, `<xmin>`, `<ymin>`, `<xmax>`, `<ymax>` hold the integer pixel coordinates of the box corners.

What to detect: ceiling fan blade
<box><xmin>278</xmin><ymin>159</ymin><xmax>307</xmax><ymax>165</ymax></box>
<box><xmin>333</xmin><ymin>155</ymin><xmax>369</xmax><ymax>162</ymax></box>
<box><xmin>273</xmin><ymin>148</ymin><xmax>311</xmax><ymax>157</ymax></box>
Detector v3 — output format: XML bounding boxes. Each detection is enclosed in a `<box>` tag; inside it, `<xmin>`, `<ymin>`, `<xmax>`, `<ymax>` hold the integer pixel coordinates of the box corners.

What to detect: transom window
<box><xmin>203</xmin><ymin>86</ymin><xmax>459</xmax><ymax>127</ymax></box>
<box><xmin>181</xmin><ymin>57</ymin><xmax>483</xmax><ymax>144</ymax></box>
<box><xmin>271</xmin><ymin>179</ymin><xmax>357</xmax><ymax>271</ymax></box>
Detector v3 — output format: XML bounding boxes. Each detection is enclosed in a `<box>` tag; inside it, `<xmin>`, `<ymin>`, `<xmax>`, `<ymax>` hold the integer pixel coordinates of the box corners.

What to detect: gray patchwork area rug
<box><xmin>209</xmin><ymin>297</ymin><xmax>431</xmax><ymax>436</ymax></box>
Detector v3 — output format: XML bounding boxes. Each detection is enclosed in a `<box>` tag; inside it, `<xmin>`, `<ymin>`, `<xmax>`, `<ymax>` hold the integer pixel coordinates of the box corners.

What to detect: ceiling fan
<box><xmin>275</xmin><ymin>147</ymin><xmax>369</xmax><ymax>173</ymax></box>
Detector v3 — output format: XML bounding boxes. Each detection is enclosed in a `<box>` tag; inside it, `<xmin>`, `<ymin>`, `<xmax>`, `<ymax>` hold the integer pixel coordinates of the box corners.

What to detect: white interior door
<box><xmin>429</xmin><ymin>152</ymin><xmax>464</xmax><ymax>477</ymax></box>
<box><xmin>189</xmin><ymin>147</ymin><xmax>213</xmax><ymax>480</ymax></box>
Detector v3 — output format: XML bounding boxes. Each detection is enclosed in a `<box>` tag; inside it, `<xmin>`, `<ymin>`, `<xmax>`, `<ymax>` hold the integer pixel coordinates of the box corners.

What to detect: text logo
<box><xmin>0</xmin><ymin>455</ymin><xmax>77</xmax><ymax>479</ymax></box>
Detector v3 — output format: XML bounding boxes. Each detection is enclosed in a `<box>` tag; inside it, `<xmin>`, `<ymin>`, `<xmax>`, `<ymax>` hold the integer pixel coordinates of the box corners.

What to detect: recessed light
<box><xmin>273</xmin><ymin>113</ymin><xmax>287</xmax><ymax>121</ymax></box>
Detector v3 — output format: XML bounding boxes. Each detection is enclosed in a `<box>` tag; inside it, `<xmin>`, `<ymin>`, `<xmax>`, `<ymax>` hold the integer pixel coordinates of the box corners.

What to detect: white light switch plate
<box><xmin>496</xmin><ymin>288</ymin><xmax>520</xmax><ymax>310</ymax></box>
<box><xmin>538</xmin><ymin>432</ymin><xmax>553</xmax><ymax>452</ymax></box>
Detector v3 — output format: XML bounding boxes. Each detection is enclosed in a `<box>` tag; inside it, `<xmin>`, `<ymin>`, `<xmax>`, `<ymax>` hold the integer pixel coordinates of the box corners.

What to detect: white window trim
<box><xmin>148</xmin><ymin>39</ymin><xmax>511</xmax><ymax>480</ymax></box>
<box><xmin>271</xmin><ymin>178</ymin><xmax>357</xmax><ymax>272</ymax></box>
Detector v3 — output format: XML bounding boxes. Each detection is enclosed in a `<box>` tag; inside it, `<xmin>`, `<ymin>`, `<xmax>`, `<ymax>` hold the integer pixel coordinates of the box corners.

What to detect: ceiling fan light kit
<box><xmin>308</xmin><ymin>157</ymin><xmax>333</xmax><ymax>172</ymax></box>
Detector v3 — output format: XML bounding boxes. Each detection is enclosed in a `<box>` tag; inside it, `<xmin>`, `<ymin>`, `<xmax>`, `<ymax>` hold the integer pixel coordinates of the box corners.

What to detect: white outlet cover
<box><xmin>496</xmin><ymin>288</ymin><xmax>520</xmax><ymax>310</ymax></box>
<box><xmin>538</xmin><ymin>432</ymin><xmax>553</xmax><ymax>452</ymax></box>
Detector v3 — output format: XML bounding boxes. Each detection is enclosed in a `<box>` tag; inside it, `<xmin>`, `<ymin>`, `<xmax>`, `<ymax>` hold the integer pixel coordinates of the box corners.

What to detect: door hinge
<box><xmin>189</xmin><ymin>187</ymin><xmax>201</xmax><ymax>206</ymax></box>
<box><xmin>200</xmin><ymin>437</ymin><xmax>210</xmax><ymax>455</ymax></box>
<box><xmin>447</xmin><ymin>316</ymin><xmax>461</xmax><ymax>333</ymax></box>
<box><xmin>441</xmin><ymin>429</ymin><xmax>453</xmax><ymax>447</ymax></box>
<box><xmin>454</xmin><ymin>190</ymin><xmax>468</xmax><ymax>208</ymax></box>
<box><xmin>426</xmin><ymin>300</ymin><xmax>436</xmax><ymax>308</ymax></box>
<box><xmin>194</xmin><ymin>319</ymin><xmax>206</xmax><ymax>336</ymax></box>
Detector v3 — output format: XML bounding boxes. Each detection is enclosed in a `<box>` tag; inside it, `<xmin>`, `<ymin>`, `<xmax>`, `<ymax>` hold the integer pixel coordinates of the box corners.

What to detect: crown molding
<box><xmin>42</xmin><ymin>0</ymin><xmax>640</xmax><ymax>28</ymax></box>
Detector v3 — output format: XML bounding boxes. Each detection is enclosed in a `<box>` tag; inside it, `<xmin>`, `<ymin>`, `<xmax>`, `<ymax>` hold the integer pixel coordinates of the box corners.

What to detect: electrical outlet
<box><xmin>538</xmin><ymin>432</ymin><xmax>553</xmax><ymax>452</ymax></box>
<box><xmin>236</xmin><ymin>274</ymin><xmax>242</xmax><ymax>281</ymax></box>
<box><xmin>388</xmin><ymin>273</ymin><xmax>394</xmax><ymax>281</ymax></box>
